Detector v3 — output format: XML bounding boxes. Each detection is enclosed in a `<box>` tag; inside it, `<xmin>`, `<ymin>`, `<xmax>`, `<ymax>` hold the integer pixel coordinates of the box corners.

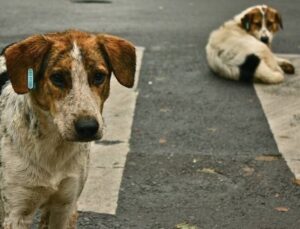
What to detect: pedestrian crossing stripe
<box><xmin>255</xmin><ymin>54</ymin><xmax>300</xmax><ymax>179</ymax></box>
<box><xmin>78</xmin><ymin>47</ymin><xmax>144</xmax><ymax>214</ymax></box>
<box><xmin>79</xmin><ymin>52</ymin><xmax>300</xmax><ymax>214</ymax></box>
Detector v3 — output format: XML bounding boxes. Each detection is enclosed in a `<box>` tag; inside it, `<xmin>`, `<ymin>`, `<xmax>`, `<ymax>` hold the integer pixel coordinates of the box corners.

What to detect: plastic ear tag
<box><xmin>245</xmin><ymin>22</ymin><xmax>250</xmax><ymax>30</ymax></box>
<box><xmin>27</xmin><ymin>68</ymin><xmax>35</xmax><ymax>90</ymax></box>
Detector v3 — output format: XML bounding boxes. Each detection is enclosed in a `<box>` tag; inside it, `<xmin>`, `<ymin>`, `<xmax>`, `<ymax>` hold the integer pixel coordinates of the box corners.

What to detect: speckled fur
<box><xmin>0</xmin><ymin>30</ymin><xmax>136</xmax><ymax>229</ymax></box>
<box><xmin>51</xmin><ymin>42</ymin><xmax>104</xmax><ymax>141</ymax></box>
<box><xmin>0</xmin><ymin>84</ymin><xmax>90</xmax><ymax>228</ymax></box>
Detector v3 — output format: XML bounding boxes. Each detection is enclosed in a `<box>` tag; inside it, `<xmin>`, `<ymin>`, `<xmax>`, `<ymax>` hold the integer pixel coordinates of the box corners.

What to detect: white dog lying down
<box><xmin>206</xmin><ymin>5</ymin><xmax>295</xmax><ymax>84</ymax></box>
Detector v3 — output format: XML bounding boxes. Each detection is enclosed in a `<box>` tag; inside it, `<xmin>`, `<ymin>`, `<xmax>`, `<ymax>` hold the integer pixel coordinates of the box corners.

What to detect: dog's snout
<box><xmin>260</xmin><ymin>36</ymin><xmax>269</xmax><ymax>45</ymax></box>
<box><xmin>74</xmin><ymin>118</ymin><xmax>99</xmax><ymax>140</ymax></box>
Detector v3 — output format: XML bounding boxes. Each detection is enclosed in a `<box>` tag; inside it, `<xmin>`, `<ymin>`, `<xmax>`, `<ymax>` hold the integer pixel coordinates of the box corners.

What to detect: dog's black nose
<box><xmin>74</xmin><ymin>118</ymin><xmax>99</xmax><ymax>140</ymax></box>
<box><xmin>260</xmin><ymin>36</ymin><xmax>269</xmax><ymax>45</ymax></box>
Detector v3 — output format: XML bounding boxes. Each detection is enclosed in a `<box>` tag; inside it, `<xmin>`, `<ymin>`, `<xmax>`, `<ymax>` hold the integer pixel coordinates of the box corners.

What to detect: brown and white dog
<box><xmin>206</xmin><ymin>5</ymin><xmax>295</xmax><ymax>84</ymax></box>
<box><xmin>0</xmin><ymin>30</ymin><xmax>136</xmax><ymax>228</ymax></box>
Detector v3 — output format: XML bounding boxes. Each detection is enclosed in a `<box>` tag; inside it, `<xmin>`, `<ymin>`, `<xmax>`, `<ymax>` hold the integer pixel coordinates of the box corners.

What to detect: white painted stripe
<box><xmin>255</xmin><ymin>54</ymin><xmax>300</xmax><ymax>179</ymax></box>
<box><xmin>78</xmin><ymin>47</ymin><xmax>144</xmax><ymax>214</ymax></box>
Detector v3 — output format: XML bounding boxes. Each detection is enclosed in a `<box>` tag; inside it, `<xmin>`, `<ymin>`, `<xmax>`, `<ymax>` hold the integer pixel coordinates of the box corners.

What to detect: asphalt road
<box><xmin>1</xmin><ymin>0</ymin><xmax>300</xmax><ymax>228</ymax></box>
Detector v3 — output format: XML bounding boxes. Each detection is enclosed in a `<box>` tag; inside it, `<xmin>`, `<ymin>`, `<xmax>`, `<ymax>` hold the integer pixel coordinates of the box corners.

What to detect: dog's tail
<box><xmin>206</xmin><ymin>44</ymin><xmax>260</xmax><ymax>82</ymax></box>
<box><xmin>239</xmin><ymin>54</ymin><xmax>261</xmax><ymax>82</ymax></box>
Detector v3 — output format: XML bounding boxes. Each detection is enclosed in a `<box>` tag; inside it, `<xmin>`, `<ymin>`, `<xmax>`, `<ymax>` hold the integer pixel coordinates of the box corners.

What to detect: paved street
<box><xmin>1</xmin><ymin>0</ymin><xmax>300</xmax><ymax>228</ymax></box>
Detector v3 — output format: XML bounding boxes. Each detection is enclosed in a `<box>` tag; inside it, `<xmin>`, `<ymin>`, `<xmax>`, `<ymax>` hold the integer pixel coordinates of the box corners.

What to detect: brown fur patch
<box><xmin>98</xmin><ymin>35</ymin><xmax>136</xmax><ymax>88</ymax></box>
<box><xmin>241</xmin><ymin>6</ymin><xmax>283</xmax><ymax>34</ymax></box>
<box><xmin>4</xmin><ymin>36</ymin><xmax>52</xmax><ymax>94</ymax></box>
<box><xmin>241</xmin><ymin>8</ymin><xmax>263</xmax><ymax>32</ymax></box>
<box><xmin>4</xmin><ymin>30</ymin><xmax>136</xmax><ymax>114</ymax></box>
<box><xmin>265</xmin><ymin>7</ymin><xmax>283</xmax><ymax>32</ymax></box>
<box><xmin>280</xmin><ymin>61</ymin><xmax>295</xmax><ymax>74</ymax></box>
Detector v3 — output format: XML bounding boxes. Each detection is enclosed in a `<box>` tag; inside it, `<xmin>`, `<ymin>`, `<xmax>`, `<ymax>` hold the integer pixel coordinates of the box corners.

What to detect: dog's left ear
<box><xmin>241</xmin><ymin>13</ymin><xmax>252</xmax><ymax>31</ymax></box>
<box><xmin>4</xmin><ymin>35</ymin><xmax>52</xmax><ymax>94</ymax></box>
<box><xmin>275</xmin><ymin>12</ymin><xmax>283</xmax><ymax>29</ymax></box>
<box><xmin>98</xmin><ymin>35</ymin><xmax>136</xmax><ymax>88</ymax></box>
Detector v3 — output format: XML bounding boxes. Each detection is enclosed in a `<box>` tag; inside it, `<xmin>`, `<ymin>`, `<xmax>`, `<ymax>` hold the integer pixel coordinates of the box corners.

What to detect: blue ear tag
<box><xmin>27</xmin><ymin>68</ymin><xmax>35</xmax><ymax>90</ymax></box>
<box><xmin>245</xmin><ymin>22</ymin><xmax>250</xmax><ymax>30</ymax></box>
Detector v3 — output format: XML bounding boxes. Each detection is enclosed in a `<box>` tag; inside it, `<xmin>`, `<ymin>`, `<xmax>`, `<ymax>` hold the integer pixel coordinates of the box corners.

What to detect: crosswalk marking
<box><xmin>255</xmin><ymin>54</ymin><xmax>300</xmax><ymax>179</ymax></box>
<box><xmin>79</xmin><ymin>52</ymin><xmax>299</xmax><ymax>214</ymax></box>
<box><xmin>78</xmin><ymin>47</ymin><xmax>144</xmax><ymax>214</ymax></box>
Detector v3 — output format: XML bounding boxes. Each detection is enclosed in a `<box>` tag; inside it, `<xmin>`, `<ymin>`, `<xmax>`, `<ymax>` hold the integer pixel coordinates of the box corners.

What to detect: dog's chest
<box><xmin>31</xmin><ymin>139</ymin><xmax>90</xmax><ymax>185</ymax></box>
<box><xmin>0</xmin><ymin>85</ymin><xmax>91</xmax><ymax>202</ymax></box>
<box><xmin>1</xmin><ymin>128</ymin><xmax>90</xmax><ymax>190</ymax></box>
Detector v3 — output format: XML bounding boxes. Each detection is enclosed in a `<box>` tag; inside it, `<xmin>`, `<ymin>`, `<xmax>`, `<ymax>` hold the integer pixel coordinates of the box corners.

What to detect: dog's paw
<box><xmin>280</xmin><ymin>61</ymin><xmax>295</xmax><ymax>74</ymax></box>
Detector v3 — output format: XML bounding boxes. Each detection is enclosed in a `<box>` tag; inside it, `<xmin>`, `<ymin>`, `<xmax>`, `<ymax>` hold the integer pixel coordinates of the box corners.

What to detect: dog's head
<box><xmin>3</xmin><ymin>30</ymin><xmax>136</xmax><ymax>142</ymax></box>
<box><xmin>239</xmin><ymin>5</ymin><xmax>283</xmax><ymax>46</ymax></box>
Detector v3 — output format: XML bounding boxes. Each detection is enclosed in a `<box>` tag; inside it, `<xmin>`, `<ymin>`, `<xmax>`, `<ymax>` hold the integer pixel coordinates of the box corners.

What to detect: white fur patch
<box><xmin>50</xmin><ymin>41</ymin><xmax>104</xmax><ymax>140</ymax></box>
<box><xmin>70</xmin><ymin>41</ymin><xmax>87</xmax><ymax>86</ymax></box>
<box><xmin>71</xmin><ymin>42</ymin><xmax>82</xmax><ymax>61</ymax></box>
<box><xmin>0</xmin><ymin>55</ymin><xmax>7</xmax><ymax>74</ymax></box>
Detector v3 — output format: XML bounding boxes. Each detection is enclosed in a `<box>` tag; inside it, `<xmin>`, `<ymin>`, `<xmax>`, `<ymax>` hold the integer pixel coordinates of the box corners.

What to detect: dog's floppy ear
<box><xmin>4</xmin><ymin>35</ymin><xmax>51</xmax><ymax>94</ymax></box>
<box><xmin>241</xmin><ymin>13</ymin><xmax>253</xmax><ymax>31</ymax></box>
<box><xmin>98</xmin><ymin>35</ymin><xmax>136</xmax><ymax>88</ymax></box>
<box><xmin>275</xmin><ymin>12</ymin><xmax>283</xmax><ymax>29</ymax></box>
<box><xmin>266</xmin><ymin>7</ymin><xmax>284</xmax><ymax>31</ymax></box>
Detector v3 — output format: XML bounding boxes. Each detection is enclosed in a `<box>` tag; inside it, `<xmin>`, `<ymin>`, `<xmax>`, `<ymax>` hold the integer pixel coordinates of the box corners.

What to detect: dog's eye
<box><xmin>50</xmin><ymin>73</ymin><xmax>65</xmax><ymax>88</ymax></box>
<box><xmin>267</xmin><ymin>21</ymin><xmax>273</xmax><ymax>28</ymax></box>
<box><xmin>93</xmin><ymin>72</ymin><xmax>105</xmax><ymax>86</ymax></box>
<box><xmin>255</xmin><ymin>22</ymin><xmax>262</xmax><ymax>27</ymax></box>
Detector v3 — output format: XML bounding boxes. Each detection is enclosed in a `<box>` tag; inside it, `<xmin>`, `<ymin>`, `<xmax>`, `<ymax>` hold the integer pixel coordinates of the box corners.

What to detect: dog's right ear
<box><xmin>274</xmin><ymin>11</ymin><xmax>283</xmax><ymax>30</ymax></box>
<box><xmin>241</xmin><ymin>13</ymin><xmax>253</xmax><ymax>31</ymax></box>
<box><xmin>98</xmin><ymin>35</ymin><xmax>136</xmax><ymax>88</ymax></box>
<box><xmin>4</xmin><ymin>35</ymin><xmax>51</xmax><ymax>94</ymax></box>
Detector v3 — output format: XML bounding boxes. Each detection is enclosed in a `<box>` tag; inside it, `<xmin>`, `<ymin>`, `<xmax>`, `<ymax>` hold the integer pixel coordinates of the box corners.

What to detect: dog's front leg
<box><xmin>47</xmin><ymin>203</ymin><xmax>77</xmax><ymax>229</ymax></box>
<box><xmin>276</xmin><ymin>56</ymin><xmax>295</xmax><ymax>74</ymax></box>
<box><xmin>47</xmin><ymin>178</ymin><xmax>79</xmax><ymax>229</ymax></box>
<box><xmin>2</xmin><ymin>186</ymin><xmax>45</xmax><ymax>229</ymax></box>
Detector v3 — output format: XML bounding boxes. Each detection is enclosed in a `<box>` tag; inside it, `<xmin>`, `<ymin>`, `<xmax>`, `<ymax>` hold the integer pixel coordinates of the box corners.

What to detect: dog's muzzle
<box><xmin>260</xmin><ymin>36</ymin><xmax>269</xmax><ymax>45</ymax></box>
<box><xmin>74</xmin><ymin>117</ymin><xmax>100</xmax><ymax>141</ymax></box>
